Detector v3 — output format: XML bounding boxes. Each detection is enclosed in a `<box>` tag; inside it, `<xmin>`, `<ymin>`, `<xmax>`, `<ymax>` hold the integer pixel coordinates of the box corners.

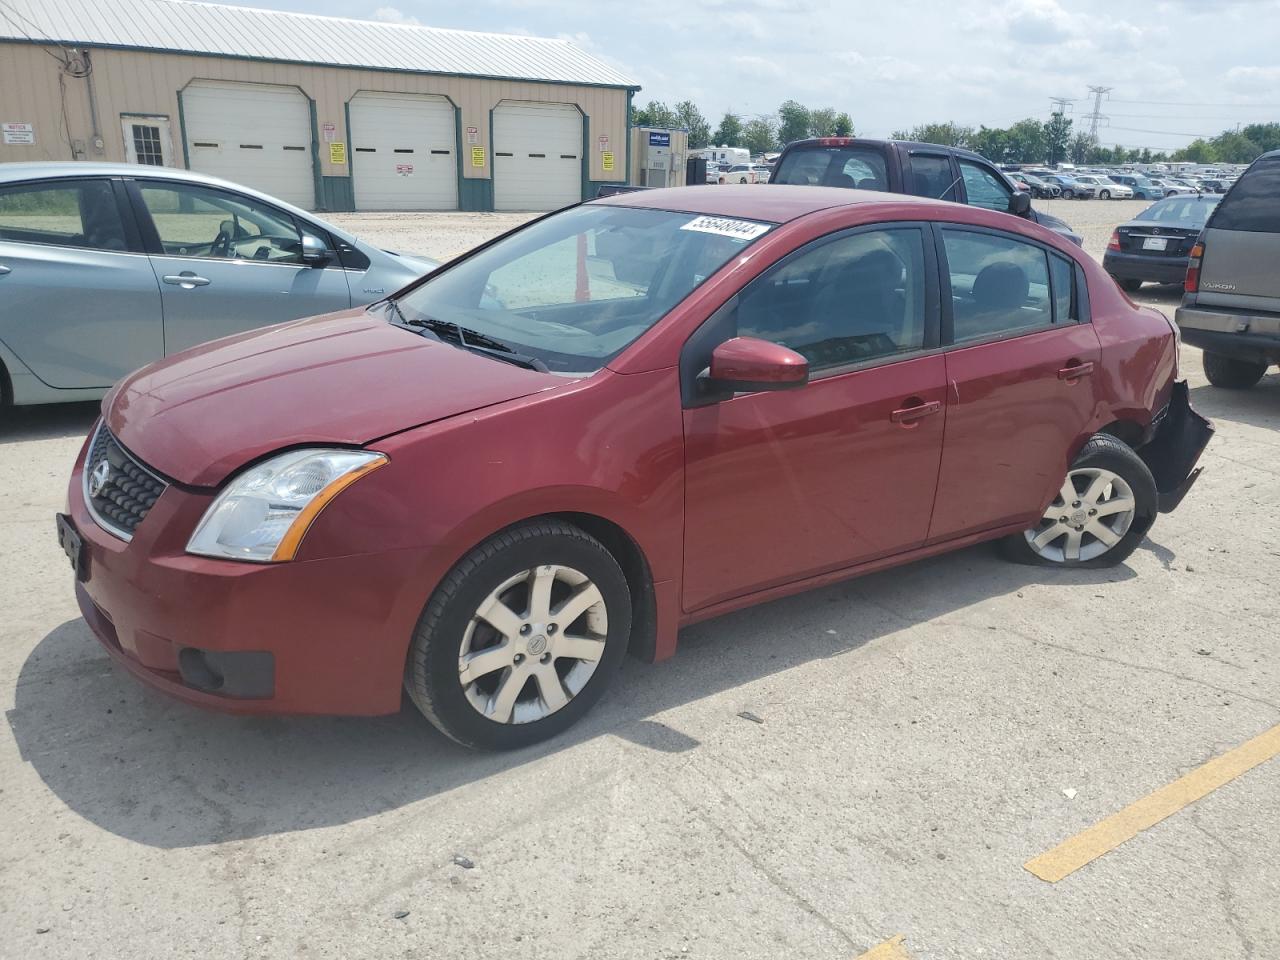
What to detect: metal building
<box><xmin>0</xmin><ymin>0</ymin><xmax>639</xmax><ymax>211</ymax></box>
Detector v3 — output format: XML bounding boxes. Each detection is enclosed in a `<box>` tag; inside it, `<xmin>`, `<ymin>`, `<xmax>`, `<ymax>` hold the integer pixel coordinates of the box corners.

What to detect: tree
<box><xmin>808</xmin><ymin>107</ymin><xmax>838</xmax><ymax>138</ymax></box>
<box><xmin>890</xmin><ymin>121</ymin><xmax>972</xmax><ymax>147</ymax></box>
<box><xmin>674</xmin><ymin>100</ymin><xmax>711</xmax><ymax>149</ymax></box>
<box><xmin>1174</xmin><ymin>139</ymin><xmax>1215</xmax><ymax>163</ymax></box>
<box><xmin>1240</xmin><ymin>122</ymin><xmax>1280</xmax><ymax>154</ymax></box>
<box><xmin>1068</xmin><ymin>132</ymin><xmax>1094</xmax><ymax>165</ymax></box>
<box><xmin>712</xmin><ymin>112</ymin><xmax>743</xmax><ymax>146</ymax></box>
<box><xmin>1209</xmin><ymin>130</ymin><xmax>1263</xmax><ymax>164</ymax></box>
<box><xmin>833</xmin><ymin>112</ymin><xmax>854</xmax><ymax>137</ymax></box>
<box><xmin>742</xmin><ymin>118</ymin><xmax>778</xmax><ymax>156</ymax></box>
<box><xmin>777</xmin><ymin>100</ymin><xmax>811</xmax><ymax>146</ymax></box>
<box><xmin>1045</xmin><ymin>112</ymin><xmax>1072</xmax><ymax>166</ymax></box>
<box><xmin>633</xmin><ymin>100</ymin><xmax>679</xmax><ymax>129</ymax></box>
<box><xmin>968</xmin><ymin>126</ymin><xmax>1012</xmax><ymax>163</ymax></box>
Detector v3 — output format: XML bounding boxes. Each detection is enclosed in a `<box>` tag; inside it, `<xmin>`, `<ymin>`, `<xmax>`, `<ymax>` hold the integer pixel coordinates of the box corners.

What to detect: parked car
<box><xmin>1106</xmin><ymin>174</ymin><xmax>1161</xmax><ymax>200</ymax></box>
<box><xmin>1103</xmin><ymin>194</ymin><xmax>1222</xmax><ymax>291</ymax></box>
<box><xmin>769</xmin><ymin>137</ymin><xmax>1083</xmax><ymax>244</ymax></box>
<box><xmin>705</xmin><ymin>162</ymin><xmax>722</xmax><ymax>184</ymax></box>
<box><xmin>1072</xmin><ymin>175</ymin><xmax>1133</xmax><ymax>199</ymax></box>
<box><xmin>1199</xmin><ymin>178</ymin><xmax>1231</xmax><ymax>194</ymax></box>
<box><xmin>1018</xmin><ymin>172</ymin><xmax>1062</xmax><ymax>199</ymax></box>
<box><xmin>1176</xmin><ymin>150</ymin><xmax>1280</xmax><ymax>388</ymax></box>
<box><xmin>0</xmin><ymin>162</ymin><xmax>438</xmax><ymax>409</ymax></box>
<box><xmin>1042</xmin><ymin>174</ymin><xmax>1096</xmax><ymax>200</ymax></box>
<box><xmin>720</xmin><ymin>164</ymin><xmax>771</xmax><ymax>184</ymax></box>
<box><xmin>59</xmin><ymin>185</ymin><xmax>1210</xmax><ymax>749</ymax></box>
<box><xmin>1148</xmin><ymin>177</ymin><xmax>1197</xmax><ymax>197</ymax></box>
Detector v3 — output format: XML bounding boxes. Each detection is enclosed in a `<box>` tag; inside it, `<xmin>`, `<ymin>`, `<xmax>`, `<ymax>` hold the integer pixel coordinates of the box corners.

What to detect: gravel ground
<box><xmin>4</xmin><ymin>196</ymin><xmax>1278</xmax><ymax>960</ymax></box>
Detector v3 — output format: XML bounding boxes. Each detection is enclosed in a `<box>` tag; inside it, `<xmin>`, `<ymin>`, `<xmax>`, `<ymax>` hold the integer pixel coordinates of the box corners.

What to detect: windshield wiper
<box><xmin>400</xmin><ymin>313</ymin><xmax>550</xmax><ymax>373</ymax></box>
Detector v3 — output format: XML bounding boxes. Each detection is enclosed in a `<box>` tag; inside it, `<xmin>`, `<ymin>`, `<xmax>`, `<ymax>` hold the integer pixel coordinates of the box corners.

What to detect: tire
<box><xmin>405</xmin><ymin>519</ymin><xmax>633</xmax><ymax>750</ymax></box>
<box><xmin>1063</xmin><ymin>189</ymin><xmax>1075</xmax><ymax>199</ymax></box>
<box><xmin>1203</xmin><ymin>351</ymin><xmax>1267</xmax><ymax>390</ymax></box>
<box><xmin>1100</xmin><ymin>190</ymin><xmax>1111</xmax><ymax>200</ymax></box>
<box><xmin>1000</xmin><ymin>434</ymin><xmax>1157</xmax><ymax>568</ymax></box>
<box><xmin>1119</xmin><ymin>278</ymin><xmax>1143</xmax><ymax>292</ymax></box>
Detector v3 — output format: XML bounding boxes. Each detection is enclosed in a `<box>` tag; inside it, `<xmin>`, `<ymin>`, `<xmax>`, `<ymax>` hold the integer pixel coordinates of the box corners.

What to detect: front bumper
<box><xmin>64</xmin><ymin>441</ymin><xmax>437</xmax><ymax>716</ymax></box>
<box><xmin>1103</xmin><ymin>250</ymin><xmax>1189</xmax><ymax>284</ymax></box>
<box><xmin>1138</xmin><ymin>380</ymin><xmax>1214</xmax><ymax>513</ymax></box>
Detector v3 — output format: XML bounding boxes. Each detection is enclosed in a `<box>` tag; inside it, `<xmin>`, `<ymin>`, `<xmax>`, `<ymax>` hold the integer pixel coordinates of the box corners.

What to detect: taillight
<box><xmin>816</xmin><ymin>137</ymin><xmax>853</xmax><ymax>146</ymax></box>
<box><xmin>1185</xmin><ymin>240</ymin><xmax>1204</xmax><ymax>293</ymax></box>
<box><xmin>1107</xmin><ymin>230</ymin><xmax>1121</xmax><ymax>251</ymax></box>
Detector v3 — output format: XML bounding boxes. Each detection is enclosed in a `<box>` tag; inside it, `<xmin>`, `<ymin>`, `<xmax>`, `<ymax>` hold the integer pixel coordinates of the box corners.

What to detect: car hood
<box><xmin>105</xmin><ymin>310</ymin><xmax>567</xmax><ymax>487</ymax></box>
<box><xmin>1032</xmin><ymin>209</ymin><xmax>1085</xmax><ymax>247</ymax></box>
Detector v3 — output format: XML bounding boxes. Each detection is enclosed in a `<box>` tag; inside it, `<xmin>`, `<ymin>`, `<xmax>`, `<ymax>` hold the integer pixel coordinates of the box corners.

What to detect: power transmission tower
<box><xmin>1084</xmin><ymin>86</ymin><xmax>1113</xmax><ymax>143</ymax></box>
<box><xmin>1049</xmin><ymin>97</ymin><xmax>1073</xmax><ymax>116</ymax></box>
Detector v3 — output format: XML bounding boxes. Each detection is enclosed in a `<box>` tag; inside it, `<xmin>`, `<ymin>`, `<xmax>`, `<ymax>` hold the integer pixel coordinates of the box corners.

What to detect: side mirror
<box><xmin>1008</xmin><ymin>191</ymin><xmax>1033</xmax><ymax>217</ymax></box>
<box><xmin>300</xmin><ymin>234</ymin><xmax>332</xmax><ymax>267</ymax></box>
<box><xmin>703</xmin><ymin>336</ymin><xmax>809</xmax><ymax>394</ymax></box>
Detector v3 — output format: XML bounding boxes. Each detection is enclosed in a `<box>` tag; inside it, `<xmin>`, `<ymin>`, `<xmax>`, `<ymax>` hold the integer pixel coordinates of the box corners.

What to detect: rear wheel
<box><xmin>405</xmin><ymin>520</ymin><xmax>632</xmax><ymax>750</ymax></box>
<box><xmin>1203</xmin><ymin>351</ymin><xmax>1268</xmax><ymax>390</ymax></box>
<box><xmin>1001</xmin><ymin>434</ymin><xmax>1157</xmax><ymax>568</ymax></box>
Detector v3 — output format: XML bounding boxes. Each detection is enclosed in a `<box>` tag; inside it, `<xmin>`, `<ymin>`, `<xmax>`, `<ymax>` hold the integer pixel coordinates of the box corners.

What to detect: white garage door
<box><xmin>348</xmin><ymin>93</ymin><xmax>457</xmax><ymax>211</ymax></box>
<box><xmin>181</xmin><ymin>81</ymin><xmax>314</xmax><ymax>208</ymax></box>
<box><xmin>493</xmin><ymin>102</ymin><xmax>583</xmax><ymax>211</ymax></box>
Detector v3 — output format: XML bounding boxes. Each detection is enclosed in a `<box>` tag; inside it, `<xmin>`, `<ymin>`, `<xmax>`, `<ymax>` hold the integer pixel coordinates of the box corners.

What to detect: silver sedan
<box><xmin>0</xmin><ymin>162</ymin><xmax>437</xmax><ymax>408</ymax></box>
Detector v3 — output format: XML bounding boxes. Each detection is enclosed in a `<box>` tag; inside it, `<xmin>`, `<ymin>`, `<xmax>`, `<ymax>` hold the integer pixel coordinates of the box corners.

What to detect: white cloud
<box><xmin>372</xmin><ymin>6</ymin><xmax>420</xmax><ymax>24</ymax></box>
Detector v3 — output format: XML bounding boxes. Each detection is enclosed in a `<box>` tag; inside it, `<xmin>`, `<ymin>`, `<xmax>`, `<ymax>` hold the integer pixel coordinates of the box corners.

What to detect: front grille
<box><xmin>83</xmin><ymin>423</ymin><xmax>168</xmax><ymax>540</ymax></box>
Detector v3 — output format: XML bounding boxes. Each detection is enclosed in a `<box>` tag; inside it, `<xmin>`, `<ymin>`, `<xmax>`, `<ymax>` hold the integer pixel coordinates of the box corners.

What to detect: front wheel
<box><xmin>1001</xmin><ymin>434</ymin><xmax>1157</xmax><ymax>568</ymax></box>
<box><xmin>1063</xmin><ymin>189</ymin><xmax>1075</xmax><ymax>199</ymax></box>
<box><xmin>1203</xmin><ymin>351</ymin><xmax>1268</xmax><ymax>389</ymax></box>
<box><xmin>405</xmin><ymin>520</ymin><xmax>633</xmax><ymax>750</ymax></box>
<box><xmin>1100</xmin><ymin>190</ymin><xmax>1111</xmax><ymax>200</ymax></box>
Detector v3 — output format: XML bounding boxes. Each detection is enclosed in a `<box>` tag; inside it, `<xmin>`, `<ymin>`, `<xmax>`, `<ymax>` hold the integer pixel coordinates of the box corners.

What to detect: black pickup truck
<box><xmin>767</xmin><ymin>137</ymin><xmax>1083</xmax><ymax>246</ymax></box>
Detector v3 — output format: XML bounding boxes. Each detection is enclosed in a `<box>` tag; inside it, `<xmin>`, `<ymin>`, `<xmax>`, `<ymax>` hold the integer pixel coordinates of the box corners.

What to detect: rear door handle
<box><xmin>163</xmin><ymin>272</ymin><xmax>211</xmax><ymax>288</ymax></box>
<box><xmin>0</xmin><ymin>264</ymin><xmax>11</xmax><ymax>275</ymax></box>
<box><xmin>890</xmin><ymin>399</ymin><xmax>942</xmax><ymax>424</ymax></box>
<box><xmin>1058</xmin><ymin>361</ymin><xmax>1095</xmax><ymax>381</ymax></box>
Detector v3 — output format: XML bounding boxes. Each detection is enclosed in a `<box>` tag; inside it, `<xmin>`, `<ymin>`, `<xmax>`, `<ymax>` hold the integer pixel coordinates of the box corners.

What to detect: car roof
<box><xmin>592</xmin><ymin>183</ymin><xmax>951</xmax><ymax>223</ymax></box>
<box><xmin>0</xmin><ymin>161</ymin><xmax>357</xmax><ymax>243</ymax></box>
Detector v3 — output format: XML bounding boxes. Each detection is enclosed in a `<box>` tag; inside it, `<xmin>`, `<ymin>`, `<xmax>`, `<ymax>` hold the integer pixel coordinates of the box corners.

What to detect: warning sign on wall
<box><xmin>471</xmin><ymin>146</ymin><xmax>485</xmax><ymax>167</ymax></box>
<box><xmin>601</xmin><ymin>151</ymin><xmax>615</xmax><ymax>172</ymax></box>
<box><xmin>466</xmin><ymin>126</ymin><xmax>479</xmax><ymax>145</ymax></box>
<box><xmin>322</xmin><ymin>122</ymin><xmax>337</xmax><ymax>143</ymax></box>
<box><xmin>2</xmin><ymin>122</ymin><xmax>35</xmax><ymax>145</ymax></box>
<box><xmin>329</xmin><ymin>142</ymin><xmax>346</xmax><ymax>164</ymax></box>
<box><xmin>396</xmin><ymin>163</ymin><xmax>414</xmax><ymax>176</ymax></box>
<box><xmin>597</xmin><ymin>135</ymin><xmax>609</xmax><ymax>152</ymax></box>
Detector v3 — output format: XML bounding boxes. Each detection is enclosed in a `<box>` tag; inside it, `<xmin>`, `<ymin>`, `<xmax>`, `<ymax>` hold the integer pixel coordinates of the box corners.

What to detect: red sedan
<box><xmin>59</xmin><ymin>186</ymin><xmax>1212</xmax><ymax>749</ymax></box>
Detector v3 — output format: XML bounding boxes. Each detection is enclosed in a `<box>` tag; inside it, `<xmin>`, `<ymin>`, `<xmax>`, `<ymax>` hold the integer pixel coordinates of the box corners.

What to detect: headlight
<box><xmin>187</xmin><ymin>448</ymin><xmax>388</xmax><ymax>562</ymax></box>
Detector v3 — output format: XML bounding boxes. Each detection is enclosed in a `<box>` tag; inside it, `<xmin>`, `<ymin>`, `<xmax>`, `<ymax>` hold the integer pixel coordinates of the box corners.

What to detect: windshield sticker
<box><xmin>680</xmin><ymin>216</ymin><xmax>771</xmax><ymax>241</ymax></box>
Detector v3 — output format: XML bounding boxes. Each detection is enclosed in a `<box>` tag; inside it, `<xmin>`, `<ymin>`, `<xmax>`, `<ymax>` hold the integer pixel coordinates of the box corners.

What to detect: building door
<box><xmin>348</xmin><ymin>92</ymin><xmax>458</xmax><ymax>211</ymax></box>
<box><xmin>180</xmin><ymin>81</ymin><xmax>315</xmax><ymax>208</ymax></box>
<box><xmin>492</xmin><ymin>102</ymin><xmax>582</xmax><ymax>211</ymax></box>
<box><xmin>121</xmin><ymin>116</ymin><xmax>173</xmax><ymax>167</ymax></box>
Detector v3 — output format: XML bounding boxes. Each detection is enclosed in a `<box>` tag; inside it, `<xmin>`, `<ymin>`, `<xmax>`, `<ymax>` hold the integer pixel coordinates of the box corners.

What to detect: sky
<box><xmin>223</xmin><ymin>0</ymin><xmax>1280</xmax><ymax>152</ymax></box>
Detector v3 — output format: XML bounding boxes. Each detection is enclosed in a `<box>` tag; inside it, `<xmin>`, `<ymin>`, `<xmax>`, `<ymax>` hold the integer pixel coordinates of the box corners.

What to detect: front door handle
<box><xmin>163</xmin><ymin>272</ymin><xmax>211</xmax><ymax>288</ymax></box>
<box><xmin>1058</xmin><ymin>361</ymin><xmax>1095</xmax><ymax>381</ymax></box>
<box><xmin>890</xmin><ymin>399</ymin><xmax>942</xmax><ymax>424</ymax></box>
<box><xmin>0</xmin><ymin>264</ymin><xmax>11</xmax><ymax>275</ymax></box>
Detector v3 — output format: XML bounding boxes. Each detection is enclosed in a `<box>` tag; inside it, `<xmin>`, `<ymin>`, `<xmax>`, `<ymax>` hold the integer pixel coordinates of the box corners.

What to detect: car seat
<box><xmin>955</xmin><ymin>262</ymin><xmax>1029</xmax><ymax>341</ymax></box>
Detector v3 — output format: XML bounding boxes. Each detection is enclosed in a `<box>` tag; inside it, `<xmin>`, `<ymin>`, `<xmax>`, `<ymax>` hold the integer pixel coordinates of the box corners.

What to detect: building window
<box><xmin>130</xmin><ymin>124</ymin><xmax>165</xmax><ymax>166</ymax></box>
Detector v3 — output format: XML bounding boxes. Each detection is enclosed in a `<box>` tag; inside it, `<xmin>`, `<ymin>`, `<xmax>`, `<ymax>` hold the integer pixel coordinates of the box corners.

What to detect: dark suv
<box><xmin>1176</xmin><ymin>151</ymin><xmax>1280</xmax><ymax>389</ymax></box>
<box><xmin>769</xmin><ymin>138</ymin><xmax>1083</xmax><ymax>245</ymax></box>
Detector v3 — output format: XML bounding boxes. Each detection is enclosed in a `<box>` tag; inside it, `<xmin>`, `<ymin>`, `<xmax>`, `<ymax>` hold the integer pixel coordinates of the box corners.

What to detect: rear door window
<box><xmin>0</xmin><ymin>179</ymin><xmax>128</xmax><ymax>251</ymax></box>
<box><xmin>907</xmin><ymin>154</ymin><xmax>959</xmax><ymax>202</ymax></box>
<box><xmin>1209</xmin><ymin>158</ymin><xmax>1280</xmax><ymax>233</ymax></box>
<box><xmin>942</xmin><ymin>229</ymin><xmax>1054</xmax><ymax>343</ymax></box>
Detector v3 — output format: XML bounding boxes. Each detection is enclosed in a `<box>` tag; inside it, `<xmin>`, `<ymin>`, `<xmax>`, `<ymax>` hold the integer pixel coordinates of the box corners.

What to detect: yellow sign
<box><xmin>601</xmin><ymin>151</ymin><xmax>614</xmax><ymax>172</ymax></box>
<box><xmin>329</xmin><ymin>142</ymin><xmax>346</xmax><ymax>164</ymax></box>
<box><xmin>471</xmin><ymin>146</ymin><xmax>485</xmax><ymax>168</ymax></box>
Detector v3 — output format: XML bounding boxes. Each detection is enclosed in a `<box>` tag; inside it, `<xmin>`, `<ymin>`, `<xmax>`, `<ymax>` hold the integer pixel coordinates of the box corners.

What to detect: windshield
<box><xmin>394</xmin><ymin>204</ymin><xmax>773</xmax><ymax>373</ymax></box>
<box><xmin>1136</xmin><ymin>196</ymin><xmax>1221</xmax><ymax>224</ymax></box>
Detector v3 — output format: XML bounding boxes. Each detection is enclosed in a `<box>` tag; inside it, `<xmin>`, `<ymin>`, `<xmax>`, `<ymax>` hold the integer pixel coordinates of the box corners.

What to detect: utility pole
<box><xmin>1084</xmin><ymin>86</ymin><xmax>1112</xmax><ymax>143</ymax></box>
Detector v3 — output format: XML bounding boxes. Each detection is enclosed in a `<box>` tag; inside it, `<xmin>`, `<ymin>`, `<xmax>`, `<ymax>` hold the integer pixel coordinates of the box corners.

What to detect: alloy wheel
<box><xmin>457</xmin><ymin>564</ymin><xmax>608</xmax><ymax>724</ymax></box>
<box><xmin>1024</xmin><ymin>467</ymin><xmax>1136</xmax><ymax>563</ymax></box>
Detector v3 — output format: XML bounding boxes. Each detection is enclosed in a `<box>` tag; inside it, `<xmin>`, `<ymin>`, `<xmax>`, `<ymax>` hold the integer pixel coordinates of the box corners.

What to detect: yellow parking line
<box><xmin>1026</xmin><ymin>722</ymin><xmax>1280</xmax><ymax>883</ymax></box>
<box><xmin>855</xmin><ymin>934</ymin><xmax>912</xmax><ymax>959</ymax></box>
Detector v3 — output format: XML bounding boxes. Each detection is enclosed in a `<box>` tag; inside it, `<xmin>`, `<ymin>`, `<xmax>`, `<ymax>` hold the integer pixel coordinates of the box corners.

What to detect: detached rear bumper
<box><xmin>1139</xmin><ymin>380</ymin><xmax>1214</xmax><ymax>513</ymax></box>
